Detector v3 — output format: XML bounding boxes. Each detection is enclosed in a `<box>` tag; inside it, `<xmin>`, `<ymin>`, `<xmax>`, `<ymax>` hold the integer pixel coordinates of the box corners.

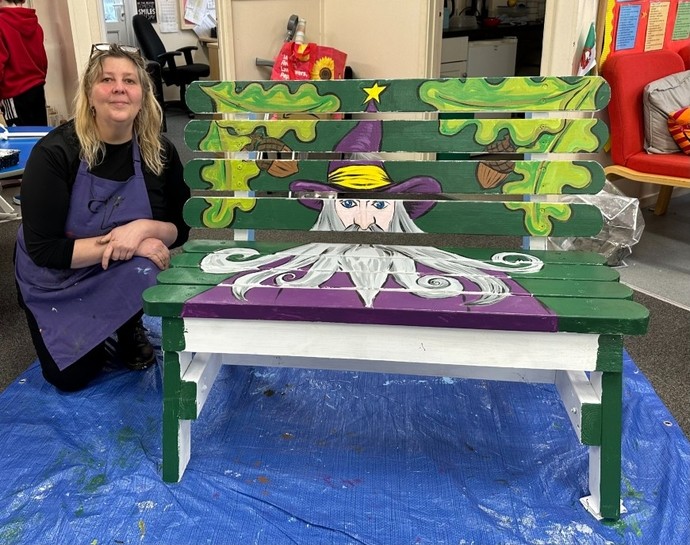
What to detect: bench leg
<box><xmin>162</xmin><ymin>350</ymin><xmax>224</xmax><ymax>482</ymax></box>
<box><xmin>580</xmin><ymin>370</ymin><xmax>624</xmax><ymax>520</ymax></box>
<box><xmin>162</xmin><ymin>351</ymin><xmax>192</xmax><ymax>482</ymax></box>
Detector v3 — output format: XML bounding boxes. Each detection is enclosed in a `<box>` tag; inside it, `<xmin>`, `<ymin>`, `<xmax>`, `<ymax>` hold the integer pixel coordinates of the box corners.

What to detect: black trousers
<box><xmin>1</xmin><ymin>84</ymin><xmax>47</xmax><ymax>126</ymax></box>
<box><xmin>16</xmin><ymin>281</ymin><xmax>142</xmax><ymax>392</ymax></box>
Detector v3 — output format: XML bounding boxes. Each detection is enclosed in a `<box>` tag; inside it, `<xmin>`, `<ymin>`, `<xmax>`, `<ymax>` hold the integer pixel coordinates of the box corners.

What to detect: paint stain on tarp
<box><xmin>623</xmin><ymin>477</ymin><xmax>644</xmax><ymax>500</ymax></box>
<box><xmin>322</xmin><ymin>475</ymin><xmax>363</xmax><ymax>489</ymax></box>
<box><xmin>138</xmin><ymin>519</ymin><xmax>146</xmax><ymax>538</ymax></box>
<box><xmin>84</xmin><ymin>473</ymin><xmax>106</xmax><ymax>493</ymax></box>
<box><xmin>605</xmin><ymin>517</ymin><xmax>643</xmax><ymax>538</ymax></box>
<box><xmin>0</xmin><ymin>521</ymin><xmax>23</xmax><ymax>544</ymax></box>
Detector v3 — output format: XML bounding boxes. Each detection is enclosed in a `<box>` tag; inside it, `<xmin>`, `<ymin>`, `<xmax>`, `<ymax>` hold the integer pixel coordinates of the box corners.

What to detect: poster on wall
<box><xmin>615</xmin><ymin>3</ymin><xmax>641</xmax><ymax>50</ymax></box>
<box><xmin>178</xmin><ymin>0</ymin><xmax>216</xmax><ymax>29</ymax></box>
<box><xmin>158</xmin><ymin>0</ymin><xmax>179</xmax><ymax>33</ymax></box>
<box><xmin>136</xmin><ymin>0</ymin><xmax>157</xmax><ymax>22</ymax></box>
<box><xmin>672</xmin><ymin>1</ymin><xmax>690</xmax><ymax>40</ymax></box>
<box><xmin>645</xmin><ymin>1</ymin><xmax>671</xmax><ymax>50</ymax></box>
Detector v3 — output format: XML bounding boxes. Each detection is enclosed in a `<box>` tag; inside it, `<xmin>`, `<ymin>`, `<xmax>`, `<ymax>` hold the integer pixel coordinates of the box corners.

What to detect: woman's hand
<box><xmin>99</xmin><ymin>219</ymin><xmax>150</xmax><ymax>269</ymax></box>
<box><xmin>135</xmin><ymin>237</ymin><xmax>171</xmax><ymax>270</ymax></box>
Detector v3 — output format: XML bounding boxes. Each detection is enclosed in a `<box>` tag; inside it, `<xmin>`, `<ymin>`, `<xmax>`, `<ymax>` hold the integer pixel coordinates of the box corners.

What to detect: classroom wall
<box><xmin>35</xmin><ymin>0</ymin><xmax>203</xmax><ymax>118</ymax></box>
<box><xmin>215</xmin><ymin>0</ymin><xmax>442</xmax><ymax>81</ymax></box>
<box><xmin>37</xmin><ymin>0</ymin><xmax>659</xmax><ymax>201</ymax></box>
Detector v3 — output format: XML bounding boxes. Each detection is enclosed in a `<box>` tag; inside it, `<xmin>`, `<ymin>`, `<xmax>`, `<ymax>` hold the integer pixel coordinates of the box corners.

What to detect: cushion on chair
<box><xmin>668</xmin><ymin>106</ymin><xmax>690</xmax><ymax>155</ymax></box>
<box><xmin>625</xmin><ymin>150</ymin><xmax>690</xmax><ymax>178</ymax></box>
<box><xmin>643</xmin><ymin>70</ymin><xmax>690</xmax><ymax>154</ymax></box>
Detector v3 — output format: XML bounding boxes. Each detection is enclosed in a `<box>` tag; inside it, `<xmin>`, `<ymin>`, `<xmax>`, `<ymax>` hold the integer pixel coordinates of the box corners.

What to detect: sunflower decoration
<box><xmin>311</xmin><ymin>56</ymin><xmax>336</xmax><ymax>80</ymax></box>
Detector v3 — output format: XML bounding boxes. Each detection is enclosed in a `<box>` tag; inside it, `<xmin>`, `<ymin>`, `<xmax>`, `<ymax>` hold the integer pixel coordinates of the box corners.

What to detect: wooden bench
<box><xmin>143</xmin><ymin>76</ymin><xmax>649</xmax><ymax>520</ymax></box>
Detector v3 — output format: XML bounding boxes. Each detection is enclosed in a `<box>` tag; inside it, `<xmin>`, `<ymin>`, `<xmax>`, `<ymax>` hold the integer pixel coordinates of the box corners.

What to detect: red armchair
<box><xmin>602</xmin><ymin>49</ymin><xmax>690</xmax><ymax>215</ymax></box>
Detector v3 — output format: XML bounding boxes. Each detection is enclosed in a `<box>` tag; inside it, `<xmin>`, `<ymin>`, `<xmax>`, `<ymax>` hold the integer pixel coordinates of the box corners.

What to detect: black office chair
<box><xmin>132</xmin><ymin>14</ymin><xmax>210</xmax><ymax>116</ymax></box>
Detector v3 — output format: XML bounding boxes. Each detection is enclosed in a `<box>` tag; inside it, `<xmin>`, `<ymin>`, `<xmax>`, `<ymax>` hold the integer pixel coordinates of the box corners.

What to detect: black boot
<box><xmin>117</xmin><ymin>318</ymin><xmax>156</xmax><ymax>370</ymax></box>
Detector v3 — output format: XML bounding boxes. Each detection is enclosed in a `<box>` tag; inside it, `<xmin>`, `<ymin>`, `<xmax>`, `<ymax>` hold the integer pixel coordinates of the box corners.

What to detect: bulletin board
<box><xmin>601</xmin><ymin>0</ymin><xmax>690</xmax><ymax>63</ymax></box>
<box><xmin>178</xmin><ymin>0</ymin><xmax>216</xmax><ymax>29</ymax></box>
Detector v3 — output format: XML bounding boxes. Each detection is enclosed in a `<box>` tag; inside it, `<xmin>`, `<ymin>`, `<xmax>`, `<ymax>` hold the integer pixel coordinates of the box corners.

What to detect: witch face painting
<box><xmin>197</xmin><ymin>95</ymin><xmax>550</xmax><ymax>316</ymax></box>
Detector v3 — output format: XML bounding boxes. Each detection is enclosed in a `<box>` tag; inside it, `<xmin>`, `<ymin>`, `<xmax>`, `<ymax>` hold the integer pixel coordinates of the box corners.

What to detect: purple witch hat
<box><xmin>290</xmin><ymin>99</ymin><xmax>441</xmax><ymax>219</ymax></box>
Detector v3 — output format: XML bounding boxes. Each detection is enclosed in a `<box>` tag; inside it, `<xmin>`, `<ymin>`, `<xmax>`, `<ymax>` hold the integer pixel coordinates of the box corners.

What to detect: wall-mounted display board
<box><xmin>601</xmin><ymin>0</ymin><xmax>690</xmax><ymax>63</ymax></box>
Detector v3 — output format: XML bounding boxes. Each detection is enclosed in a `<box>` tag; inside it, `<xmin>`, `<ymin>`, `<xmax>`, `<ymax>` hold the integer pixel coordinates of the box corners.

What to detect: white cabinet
<box><xmin>466</xmin><ymin>37</ymin><xmax>517</xmax><ymax>77</ymax></box>
<box><xmin>440</xmin><ymin>36</ymin><xmax>468</xmax><ymax>78</ymax></box>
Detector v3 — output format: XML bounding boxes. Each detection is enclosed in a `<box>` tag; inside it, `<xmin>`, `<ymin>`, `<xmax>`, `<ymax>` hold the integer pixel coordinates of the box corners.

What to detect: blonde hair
<box><xmin>73</xmin><ymin>44</ymin><xmax>165</xmax><ymax>175</ymax></box>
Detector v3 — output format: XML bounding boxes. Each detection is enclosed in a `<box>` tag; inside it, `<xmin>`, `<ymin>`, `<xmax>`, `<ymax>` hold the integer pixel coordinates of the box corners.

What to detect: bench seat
<box><xmin>146</xmin><ymin>242</ymin><xmax>645</xmax><ymax>335</ymax></box>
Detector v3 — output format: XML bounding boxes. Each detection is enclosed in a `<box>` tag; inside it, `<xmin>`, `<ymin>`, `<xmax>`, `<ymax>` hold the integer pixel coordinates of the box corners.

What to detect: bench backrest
<box><xmin>182</xmin><ymin>77</ymin><xmax>609</xmax><ymax>245</ymax></box>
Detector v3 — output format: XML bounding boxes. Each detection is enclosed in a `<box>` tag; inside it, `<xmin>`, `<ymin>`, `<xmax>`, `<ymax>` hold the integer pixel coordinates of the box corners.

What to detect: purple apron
<box><xmin>15</xmin><ymin>139</ymin><xmax>160</xmax><ymax>370</ymax></box>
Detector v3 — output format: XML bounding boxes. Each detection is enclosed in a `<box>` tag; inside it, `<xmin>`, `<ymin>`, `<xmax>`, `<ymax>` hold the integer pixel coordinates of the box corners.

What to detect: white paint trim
<box><xmin>555</xmin><ymin>370</ymin><xmax>600</xmax><ymax>441</ymax></box>
<box><xmin>206</xmin><ymin>353</ymin><xmax>558</xmax><ymax>384</ymax></box>
<box><xmin>178</xmin><ymin>419</ymin><xmax>191</xmax><ymax>481</ymax></box>
<box><xmin>183</xmin><ymin>352</ymin><xmax>223</xmax><ymax>417</ymax></box>
<box><xmin>181</xmin><ymin>318</ymin><xmax>600</xmax><ymax>372</ymax></box>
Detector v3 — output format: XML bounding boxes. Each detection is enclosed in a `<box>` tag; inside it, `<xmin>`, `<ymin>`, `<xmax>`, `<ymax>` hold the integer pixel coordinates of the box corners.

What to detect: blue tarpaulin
<box><xmin>0</xmin><ymin>316</ymin><xmax>688</xmax><ymax>544</ymax></box>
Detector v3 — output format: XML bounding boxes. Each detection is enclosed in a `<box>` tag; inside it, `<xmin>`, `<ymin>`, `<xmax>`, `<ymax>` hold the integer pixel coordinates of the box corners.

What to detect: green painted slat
<box><xmin>170</xmin><ymin>251</ymin><xmax>615</xmax><ymax>281</ymax></box>
<box><xmin>185</xmin><ymin>118</ymin><xmax>608</xmax><ymax>154</ymax></box>
<box><xmin>186</xmin><ymin>77</ymin><xmax>610</xmax><ymax>114</ymax></box>
<box><xmin>182</xmin><ymin>197</ymin><xmax>603</xmax><ymax>238</ymax></box>
<box><xmin>143</xmin><ymin>284</ymin><xmax>211</xmax><ymax>317</ymax></box>
<box><xmin>537</xmin><ymin>297</ymin><xmax>649</xmax><ymax>335</ymax></box>
<box><xmin>180</xmin><ymin>240</ymin><xmax>607</xmax><ymax>266</ymax></box>
<box><xmin>158</xmin><ymin>268</ymin><xmax>233</xmax><ymax>285</ymax></box>
<box><xmin>171</xmin><ymin>252</ymin><xmax>215</xmax><ymax>267</ymax></box>
<box><xmin>515</xmin><ymin>279</ymin><xmax>631</xmax><ymax>299</ymax></box>
<box><xmin>156</xmin><ymin>267</ymin><xmax>629</xmax><ymax>300</ymax></box>
<box><xmin>517</xmin><ymin>264</ymin><xmax>619</xmax><ymax>282</ymax></box>
<box><xmin>184</xmin><ymin>158</ymin><xmax>606</xmax><ymax>196</ymax></box>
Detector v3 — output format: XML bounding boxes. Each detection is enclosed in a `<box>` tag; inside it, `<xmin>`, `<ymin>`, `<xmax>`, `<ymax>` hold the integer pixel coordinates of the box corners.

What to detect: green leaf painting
<box><xmin>419</xmin><ymin>77</ymin><xmax>607</xmax><ymax>112</ymax></box>
<box><xmin>198</xmin><ymin>81</ymin><xmax>341</xmax><ymax>114</ymax></box>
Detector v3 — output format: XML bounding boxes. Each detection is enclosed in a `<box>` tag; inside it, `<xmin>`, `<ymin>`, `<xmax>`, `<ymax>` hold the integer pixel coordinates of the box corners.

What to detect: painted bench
<box><xmin>143</xmin><ymin>76</ymin><xmax>649</xmax><ymax>520</ymax></box>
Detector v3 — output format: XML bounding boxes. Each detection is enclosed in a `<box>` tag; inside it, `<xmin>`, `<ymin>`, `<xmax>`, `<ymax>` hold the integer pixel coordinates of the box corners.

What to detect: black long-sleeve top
<box><xmin>20</xmin><ymin>121</ymin><xmax>190</xmax><ymax>269</ymax></box>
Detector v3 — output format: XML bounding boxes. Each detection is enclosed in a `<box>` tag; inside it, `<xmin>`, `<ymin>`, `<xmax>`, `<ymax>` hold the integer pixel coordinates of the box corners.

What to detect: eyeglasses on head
<box><xmin>90</xmin><ymin>43</ymin><xmax>141</xmax><ymax>57</ymax></box>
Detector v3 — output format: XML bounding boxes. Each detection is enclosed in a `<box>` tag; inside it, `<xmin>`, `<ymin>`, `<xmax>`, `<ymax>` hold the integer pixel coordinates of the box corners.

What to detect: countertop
<box><xmin>443</xmin><ymin>21</ymin><xmax>543</xmax><ymax>41</ymax></box>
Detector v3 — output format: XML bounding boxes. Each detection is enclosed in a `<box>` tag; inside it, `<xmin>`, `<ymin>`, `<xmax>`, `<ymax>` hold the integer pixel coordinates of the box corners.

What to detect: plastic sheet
<box><xmin>548</xmin><ymin>181</ymin><xmax>645</xmax><ymax>266</ymax></box>
<box><xmin>0</xmin><ymin>316</ymin><xmax>687</xmax><ymax>544</ymax></box>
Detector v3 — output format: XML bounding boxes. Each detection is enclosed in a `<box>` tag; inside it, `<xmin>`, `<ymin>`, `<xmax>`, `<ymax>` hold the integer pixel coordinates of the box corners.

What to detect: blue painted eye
<box><xmin>339</xmin><ymin>200</ymin><xmax>357</xmax><ymax>209</ymax></box>
<box><xmin>372</xmin><ymin>201</ymin><xmax>389</xmax><ymax>210</ymax></box>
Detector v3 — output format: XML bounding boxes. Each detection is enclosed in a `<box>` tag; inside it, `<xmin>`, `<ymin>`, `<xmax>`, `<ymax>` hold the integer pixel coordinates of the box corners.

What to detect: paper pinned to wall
<box><xmin>645</xmin><ymin>1</ymin><xmax>671</xmax><ymax>51</ymax></box>
<box><xmin>158</xmin><ymin>0</ymin><xmax>179</xmax><ymax>33</ymax></box>
<box><xmin>193</xmin><ymin>11</ymin><xmax>217</xmax><ymax>39</ymax></box>
<box><xmin>615</xmin><ymin>3</ymin><xmax>641</xmax><ymax>51</ymax></box>
<box><xmin>184</xmin><ymin>0</ymin><xmax>208</xmax><ymax>25</ymax></box>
